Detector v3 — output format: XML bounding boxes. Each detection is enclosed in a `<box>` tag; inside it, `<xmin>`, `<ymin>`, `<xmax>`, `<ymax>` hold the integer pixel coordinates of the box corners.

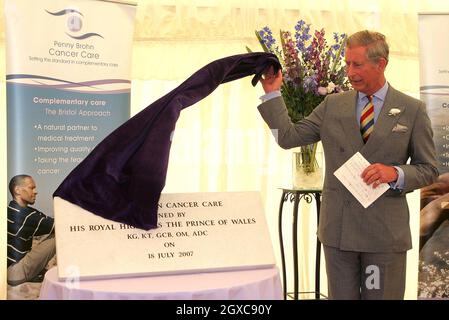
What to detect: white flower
<box><xmin>326</xmin><ymin>82</ymin><xmax>336</xmax><ymax>93</ymax></box>
<box><xmin>388</xmin><ymin>108</ymin><xmax>401</xmax><ymax>116</ymax></box>
<box><xmin>317</xmin><ymin>86</ymin><xmax>327</xmax><ymax>95</ymax></box>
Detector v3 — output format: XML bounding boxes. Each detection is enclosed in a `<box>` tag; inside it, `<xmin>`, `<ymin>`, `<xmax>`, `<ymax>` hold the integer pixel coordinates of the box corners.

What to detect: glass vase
<box><xmin>292</xmin><ymin>145</ymin><xmax>323</xmax><ymax>190</ymax></box>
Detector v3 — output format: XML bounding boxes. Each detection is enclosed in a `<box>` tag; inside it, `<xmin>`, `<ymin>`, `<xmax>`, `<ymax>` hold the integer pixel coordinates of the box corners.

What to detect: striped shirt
<box><xmin>7</xmin><ymin>200</ymin><xmax>54</xmax><ymax>267</ymax></box>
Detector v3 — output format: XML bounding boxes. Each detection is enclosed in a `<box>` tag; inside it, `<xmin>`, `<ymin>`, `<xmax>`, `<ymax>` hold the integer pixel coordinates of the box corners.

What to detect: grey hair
<box><xmin>346</xmin><ymin>30</ymin><xmax>389</xmax><ymax>63</ymax></box>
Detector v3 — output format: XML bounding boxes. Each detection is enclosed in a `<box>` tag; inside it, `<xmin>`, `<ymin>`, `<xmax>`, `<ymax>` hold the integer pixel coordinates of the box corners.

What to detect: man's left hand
<box><xmin>361</xmin><ymin>163</ymin><xmax>398</xmax><ymax>189</ymax></box>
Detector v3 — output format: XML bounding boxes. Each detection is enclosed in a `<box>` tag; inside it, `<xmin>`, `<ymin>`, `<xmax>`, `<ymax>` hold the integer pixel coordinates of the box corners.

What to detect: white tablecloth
<box><xmin>39</xmin><ymin>266</ymin><xmax>282</xmax><ymax>300</ymax></box>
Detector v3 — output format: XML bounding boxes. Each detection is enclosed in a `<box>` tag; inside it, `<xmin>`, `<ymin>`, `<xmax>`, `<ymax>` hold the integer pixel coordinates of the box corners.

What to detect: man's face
<box><xmin>345</xmin><ymin>46</ymin><xmax>386</xmax><ymax>95</ymax></box>
<box><xmin>16</xmin><ymin>177</ymin><xmax>37</xmax><ymax>205</ymax></box>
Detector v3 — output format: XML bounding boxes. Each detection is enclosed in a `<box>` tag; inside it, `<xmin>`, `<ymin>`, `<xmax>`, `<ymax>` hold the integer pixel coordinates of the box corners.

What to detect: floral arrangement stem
<box><xmin>299</xmin><ymin>143</ymin><xmax>319</xmax><ymax>174</ymax></box>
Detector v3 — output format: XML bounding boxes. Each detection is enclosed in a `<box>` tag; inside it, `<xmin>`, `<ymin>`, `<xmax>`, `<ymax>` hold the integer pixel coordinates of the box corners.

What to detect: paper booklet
<box><xmin>334</xmin><ymin>152</ymin><xmax>389</xmax><ymax>208</ymax></box>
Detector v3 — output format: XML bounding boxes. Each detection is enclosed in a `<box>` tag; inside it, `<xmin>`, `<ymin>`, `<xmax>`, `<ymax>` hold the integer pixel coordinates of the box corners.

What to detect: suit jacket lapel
<box><xmin>339</xmin><ymin>91</ymin><xmax>365</xmax><ymax>153</ymax></box>
<box><xmin>360</xmin><ymin>86</ymin><xmax>405</xmax><ymax>158</ymax></box>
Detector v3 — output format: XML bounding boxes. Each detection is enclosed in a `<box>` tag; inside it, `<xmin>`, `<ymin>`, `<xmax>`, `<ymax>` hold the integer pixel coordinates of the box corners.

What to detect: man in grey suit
<box><xmin>258</xmin><ymin>30</ymin><xmax>438</xmax><ymax>299</ymax></box>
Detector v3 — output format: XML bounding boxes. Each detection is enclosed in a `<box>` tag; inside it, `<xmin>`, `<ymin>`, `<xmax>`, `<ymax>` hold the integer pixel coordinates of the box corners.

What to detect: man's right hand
<box><xmin>260</xmin><ymin>67</ymin><xmax>282</xmax><ymax>93</ymax></box>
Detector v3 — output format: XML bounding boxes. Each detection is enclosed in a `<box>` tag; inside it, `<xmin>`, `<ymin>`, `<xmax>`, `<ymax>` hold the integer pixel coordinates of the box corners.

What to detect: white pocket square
<box><xmin>392</xmin><ymin>123</ymin><xmax>408</xmax><ymax>133</ymax></box>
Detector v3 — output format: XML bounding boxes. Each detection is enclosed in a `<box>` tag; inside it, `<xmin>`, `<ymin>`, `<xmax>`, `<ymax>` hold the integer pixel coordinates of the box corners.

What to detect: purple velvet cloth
<box><xmin>53</xmin><ymin>52</ymin><xmax>281</xmax><ymax>230</ymax></box>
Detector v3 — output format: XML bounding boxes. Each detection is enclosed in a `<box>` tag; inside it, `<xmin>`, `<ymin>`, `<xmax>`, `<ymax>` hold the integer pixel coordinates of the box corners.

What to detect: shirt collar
<box><xmin>9</xmin><ymin>199</ymin><xmax>29</xmax><ymax>211</ymax></box>
<box><xmin>357</xmin><ymin>81</ymin><xmax>389</xmax><ymax>103</ymax></box>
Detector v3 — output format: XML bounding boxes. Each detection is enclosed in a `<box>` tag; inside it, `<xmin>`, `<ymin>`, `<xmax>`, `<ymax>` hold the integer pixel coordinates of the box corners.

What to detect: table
<box><xmin>278</xmin><ymin>188</ymin><xmax>325</xmax><ymax>300</ymax></box>
<box><xmin>39</xmin><ymin>266</ymin><xmax>282</xmax><ymax>300</ymax></box>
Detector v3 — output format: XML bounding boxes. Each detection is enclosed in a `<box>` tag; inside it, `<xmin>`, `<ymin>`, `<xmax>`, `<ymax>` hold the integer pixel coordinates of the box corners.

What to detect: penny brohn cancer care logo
<box><xmin>45</xmin><ymin>8</ymin><xmax>104</xmax><ymax>40</ymax></box>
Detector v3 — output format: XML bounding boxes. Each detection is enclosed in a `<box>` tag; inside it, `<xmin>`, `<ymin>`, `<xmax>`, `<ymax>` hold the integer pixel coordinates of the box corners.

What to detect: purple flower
<box><xmin>258</xmin><ymin>27</ymin><xmax>276</xmax><ymax>50</ymax></box>
<box><xmin>295</xmin><ymin>20</ymin><xmax>312</xmax><ymax>57</ymax></box>
<box><xmin>303</xmin><ymin>76</ymin><xmax>317</xmax><ymax>93</ymax></box>
<box><xmin>252</xmin><ymin>20</ymin><xmax>350</xmax><ymax>122</ymax></box>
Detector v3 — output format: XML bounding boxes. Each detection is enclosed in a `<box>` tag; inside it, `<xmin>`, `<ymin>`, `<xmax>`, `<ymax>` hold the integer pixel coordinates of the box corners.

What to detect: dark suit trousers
<box><xmin>323</xmin><ymin>245</ymin><xmax>407</xmax><ymax>300</ymax></box>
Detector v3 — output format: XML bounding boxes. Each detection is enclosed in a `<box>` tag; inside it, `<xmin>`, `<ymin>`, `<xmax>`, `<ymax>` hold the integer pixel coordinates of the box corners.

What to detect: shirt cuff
<box><xmin>260</xmin><ymin>90</ymin><xmax>281</xmax><ymax>102</ymax></box>
<box><xmin>389</xmin><ymin>166</ymin><xmax>404</xmax><ymax>190</ymax></box>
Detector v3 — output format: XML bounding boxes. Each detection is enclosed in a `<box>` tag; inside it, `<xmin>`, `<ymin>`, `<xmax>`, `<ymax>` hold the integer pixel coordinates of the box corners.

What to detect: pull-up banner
<box><xmin>5</xmin><ymin>0</ymin><xmax>136</xmax><ymax>216</ymax></box>
<box><xmin>418</xmin><ymin>13</ymin><xmax>449</xmax><ymax>299</ymax></box>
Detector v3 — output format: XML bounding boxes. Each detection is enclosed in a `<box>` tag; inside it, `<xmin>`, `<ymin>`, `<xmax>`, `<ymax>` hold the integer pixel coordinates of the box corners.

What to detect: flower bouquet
<box><xmin>251</xmin><ymin>20</ymin><xmax>351</xmax><ymax>188</ymax></box>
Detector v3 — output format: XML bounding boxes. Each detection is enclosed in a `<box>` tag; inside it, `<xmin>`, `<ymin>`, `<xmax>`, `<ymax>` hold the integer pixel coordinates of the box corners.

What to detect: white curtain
<box><xmin>2</xmin><ymin>0</ymin><xmax>449</xmax><ymax>300</ymax></box>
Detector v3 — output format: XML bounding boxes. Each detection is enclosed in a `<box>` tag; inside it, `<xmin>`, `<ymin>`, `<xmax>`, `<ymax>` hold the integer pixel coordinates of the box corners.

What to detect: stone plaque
<box><xmin>54</xmin><ymin>192</ymin><xmax>276</xmax><ymax>280</ymax></box>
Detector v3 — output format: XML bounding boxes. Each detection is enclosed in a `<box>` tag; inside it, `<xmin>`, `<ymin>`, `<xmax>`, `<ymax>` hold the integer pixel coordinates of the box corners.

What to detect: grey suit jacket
<box><xmin>258</xmin><ymin>86</ymin><xmax>438</xmax><ymax>252</ymax></box>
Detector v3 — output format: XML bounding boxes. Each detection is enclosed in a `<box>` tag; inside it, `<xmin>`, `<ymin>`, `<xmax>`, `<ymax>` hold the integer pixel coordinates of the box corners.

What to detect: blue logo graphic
<box><xmin>45</xmin><ymin>8</ymin><xmax>104</xmax><ymax>40</ymax></box>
